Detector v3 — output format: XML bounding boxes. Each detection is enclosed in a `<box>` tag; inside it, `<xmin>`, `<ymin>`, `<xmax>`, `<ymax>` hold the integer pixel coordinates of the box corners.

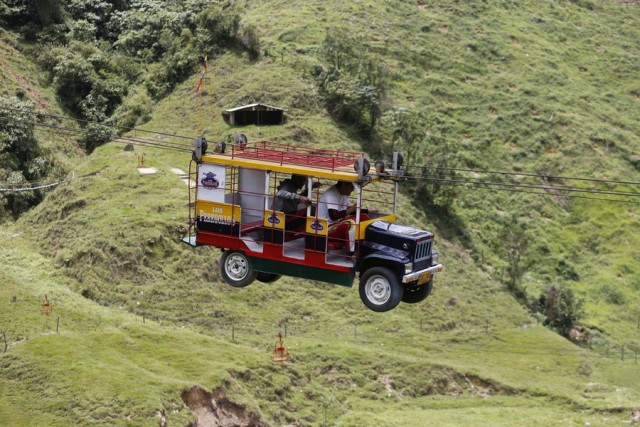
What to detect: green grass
<box><xmin>2</xmin><ymin>0</ymin><xmax>640</xmax><ymax>425</ymax></box>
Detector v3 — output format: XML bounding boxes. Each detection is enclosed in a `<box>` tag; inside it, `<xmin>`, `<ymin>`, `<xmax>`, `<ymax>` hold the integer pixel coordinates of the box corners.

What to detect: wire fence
<box><xmin>4</xmin><ymin>295</ymin><xmax>639</xmax><ymax>366</ymax></box>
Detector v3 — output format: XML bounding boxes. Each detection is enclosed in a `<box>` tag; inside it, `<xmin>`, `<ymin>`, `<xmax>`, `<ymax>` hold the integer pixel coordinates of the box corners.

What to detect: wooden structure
<box><xmin>222</xmin><ymin>103</ymin><xmax>287</xmax><ymax>126</ymax></box>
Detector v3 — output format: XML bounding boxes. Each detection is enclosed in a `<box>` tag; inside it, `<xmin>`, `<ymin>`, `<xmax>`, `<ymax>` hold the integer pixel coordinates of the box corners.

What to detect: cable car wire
<box><xmin>0</xmin><ymin>179</ymin><xmax>69</xmax><ymax>192</ymax></box>
<box><xmin>402</xmin><ymin>175</ymin><xmax>640</xmax><ymax>198</ymax></box>
<box><xmin>0</xmin><ymin>115</ymin><xmax>191</xmax><ymax>153</ymax></box>
<box><xmin>0</xmin><ymin>106</ymin><xmax>194</xmax><ymax>145</ymax></box>
<box><xmin>447</xmin><ymin>184</ymin><xmax>640</xmax><ymax>204</ymax></box>
<box><xmin>405</xmin><ymin>164</ymin><xmax>640</xmax><ymax>187</ymax></box>
<box><xmin>3</xmin><ymin>109</ymin><xmax>640</xmax><ymax>204</ymax></box>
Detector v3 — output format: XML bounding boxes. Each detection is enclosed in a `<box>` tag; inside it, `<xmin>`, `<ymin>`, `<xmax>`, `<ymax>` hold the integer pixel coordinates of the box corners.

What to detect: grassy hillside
<box><xmin>3</xmin><ymin>217</ymin><xmax>640</xmax><ymax>425</ymax></box>
<box><xmin>239</xmin><ymin>0</ymin><xmax>640</xmax><ymax>343</ymax></box>
<box><xmin>2</xmin><ymin>0</ymin><xmax>640</xmax><ymax>425</ymax></box>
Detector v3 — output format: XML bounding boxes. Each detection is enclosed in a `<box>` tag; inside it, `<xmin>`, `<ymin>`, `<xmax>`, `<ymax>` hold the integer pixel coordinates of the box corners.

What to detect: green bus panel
<box><xmin>250</xmin><ymin>257</ymin><xmax>355</xmax><ymax>287</ymax></box>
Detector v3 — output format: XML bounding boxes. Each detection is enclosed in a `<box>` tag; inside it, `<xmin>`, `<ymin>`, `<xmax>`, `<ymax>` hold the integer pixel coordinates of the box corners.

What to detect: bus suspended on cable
<box><xmin>182</xmin><ymin>138</ymin><xmax>443</xmax><ymax>312</ymax></box>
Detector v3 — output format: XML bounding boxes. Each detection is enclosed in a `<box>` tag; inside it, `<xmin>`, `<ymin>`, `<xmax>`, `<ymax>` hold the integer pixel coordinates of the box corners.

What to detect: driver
<box><xmin>318</xmin><ymin>181</ymin><xmax>377</xmax><ymax>253</ymax></box>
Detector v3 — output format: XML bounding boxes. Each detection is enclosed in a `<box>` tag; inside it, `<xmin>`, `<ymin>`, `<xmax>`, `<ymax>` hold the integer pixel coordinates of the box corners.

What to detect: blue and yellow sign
<box><xmin>306</xmin><ymin>217</ymin><xmax>328</xmax><ymax>235</ymax></box>
<box><xmin>264</xmin><ymin>211</ymin><xmax>285</xmax><ymax>229</ymax></box>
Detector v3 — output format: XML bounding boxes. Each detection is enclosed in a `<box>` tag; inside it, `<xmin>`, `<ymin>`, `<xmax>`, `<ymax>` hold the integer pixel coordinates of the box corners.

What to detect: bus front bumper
<box><xmin>402</xmin><ymin>264</ymin><xmax>444</xmax><ymax>285</ymax></box>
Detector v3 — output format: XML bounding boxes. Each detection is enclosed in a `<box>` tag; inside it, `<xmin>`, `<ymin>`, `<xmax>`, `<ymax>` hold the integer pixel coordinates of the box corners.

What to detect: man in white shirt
<box><xmin>318</xmin><ymin>181</ymin><xmax>375</xmax><ymax>253</ymax></box>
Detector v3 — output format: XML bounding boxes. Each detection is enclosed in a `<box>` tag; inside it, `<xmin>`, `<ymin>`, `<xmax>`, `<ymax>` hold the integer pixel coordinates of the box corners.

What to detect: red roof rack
<box><xmin>230</xmin><ymin>140</ymin><xmax>362</xmax><ymax>171</ymax></box>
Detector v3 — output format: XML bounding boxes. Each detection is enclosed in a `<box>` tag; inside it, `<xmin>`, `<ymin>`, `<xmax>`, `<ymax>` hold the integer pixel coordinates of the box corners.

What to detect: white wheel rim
<box><xmin>225</xmin><ymin>253</ymin><xmax>248</xmax><ymax>281</ymax></box>
<box><xmin>365</xmin><ymin>274</ymin><xmax>391</xmax><ymax>305</ymax></box>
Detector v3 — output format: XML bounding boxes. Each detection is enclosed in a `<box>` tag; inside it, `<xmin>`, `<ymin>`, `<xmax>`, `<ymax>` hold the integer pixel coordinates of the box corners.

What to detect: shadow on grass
<box><xmin>329</xmin><ymin>118</ymin><xmax>475</xmax><ymax>250</ymax></box>
<box><xmin>421</xmin><ymin>201</ymin><xmax>475</xmax><ymax>250</ymax></box>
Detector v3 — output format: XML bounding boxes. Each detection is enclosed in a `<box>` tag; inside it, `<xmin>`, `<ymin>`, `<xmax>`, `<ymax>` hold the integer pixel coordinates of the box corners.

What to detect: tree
<box><xmin>385</xmin><ymin>108</ymin><xmax>459</xmax><ymax>209</ymax></box>
<box><xmin>499</xmin><ymin>215</ymin><xmax>530</xmax><ymax>298</ymax></box>
<box><xmin>383</xmin><ymin>108</ymin><xmax>425</xmax><ymax>166</ymax></box>
<box><xmin>534</xmin><ymin>284</ymin><xmax>583</xmax><ymax>338</ymax></box>
<box><xmin>315</xmin><ymin>28</ymin><xmax>389</xmax><ymax>134</ymax></box>
<box><xmin>0</xmin><ymin>97</ymin><xmax>49</xmax><ymax>219</ymax></box>
<box><xmin>29</xmin><ymin>0</ymin><xmax>65</xmax><ymax>25</ymax></box>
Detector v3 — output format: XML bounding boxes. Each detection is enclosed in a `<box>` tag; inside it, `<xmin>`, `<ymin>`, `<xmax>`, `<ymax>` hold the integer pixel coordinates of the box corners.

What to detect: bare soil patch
<box><xmin>181</xmin><ymin>385</ymin><xmax>268</xmax><ymax>427</ymax></box>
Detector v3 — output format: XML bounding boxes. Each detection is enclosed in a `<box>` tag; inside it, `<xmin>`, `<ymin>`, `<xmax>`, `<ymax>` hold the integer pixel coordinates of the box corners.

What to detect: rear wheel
<box><xmin>402</xmin><ymin>278</ymin><xmax>433</xmax><ymax>304</ymax></box>
<box><xmin>219</xmin><ymin>251</ymin><xmax>256</xmax><ymax>287</ymax></box>
<box><xmin>256</xmin><ymin>272</ymin><xmax>282</xmax><ymax>283</ymax></box>
<box><xmin>359</xmin><ymin>267</ymin><xmax>403</xmax><ymax>312</ymax></box>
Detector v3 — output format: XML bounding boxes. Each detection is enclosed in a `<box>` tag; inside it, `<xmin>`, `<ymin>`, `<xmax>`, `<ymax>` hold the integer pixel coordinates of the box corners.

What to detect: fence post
<box><xmin>621</xmin><ymin>345</ymin><xmax>625</xmax><ymax>361</ymax></box>
<box><xmin>143</xmin><ymin>312</ymin><xmax>145</xmax><ymax>324</ymax></box>
<box><xmin>232</xmin><ymin>324</ymin><xmax>235</xmax><ymax>343</ymax></box>
<box><xmin>2</xmin><ymin>332</ymin><xmax>7</xmax><ymax>352</ymax></box>
<box><xmin>56</xmin><ymin>316</ymin><xmax>60</xmax><ymax>334</ymax></box>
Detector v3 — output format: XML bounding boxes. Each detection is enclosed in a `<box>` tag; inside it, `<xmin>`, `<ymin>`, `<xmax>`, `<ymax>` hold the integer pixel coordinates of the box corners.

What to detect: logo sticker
<box><xmin>310</xmin><ymin>220</ymin><xmax>324</xmax><ymax>232</ymax></box>
<box><xmin>267</xmin><ymin>213</ymin><xmax>281</xmax><ymax>225</ymax></box>
<box><xmin>201</xmin><ymin>171</ymin><xmax>220</xmax><ymax>189</ymax></box>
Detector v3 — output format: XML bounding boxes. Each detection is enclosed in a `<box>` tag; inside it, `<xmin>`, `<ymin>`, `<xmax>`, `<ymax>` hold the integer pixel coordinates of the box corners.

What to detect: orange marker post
<box><xmin>41</xmin><ymin>295</ymin><xmax>52</xmax><ymax>316</ymax></box>
<box><xmin>271</xmin><ymin>333</ymin><xmax>290</xmax><ymax>363</ymax></box>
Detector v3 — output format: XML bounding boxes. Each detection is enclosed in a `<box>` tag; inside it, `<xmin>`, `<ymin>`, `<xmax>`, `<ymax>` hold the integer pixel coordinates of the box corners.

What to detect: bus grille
<box><xmin>414</xmin><ymin>240</ymin><xmax>433</xmax><ymax>270</ymax></box>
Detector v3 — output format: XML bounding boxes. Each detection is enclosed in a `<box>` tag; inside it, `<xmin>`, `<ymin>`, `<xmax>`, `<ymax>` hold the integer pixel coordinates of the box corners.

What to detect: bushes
<box><xmin>531</xmin><ymin>284</ymin><xmax>584</xmax><ymax>339</ymax></box>
<box><xmin>194</xmin><ymin>4</ymin><xmax>240</xmax><ymax>51</ymax></box>
<box><xmin>3</xmin><ymin>1</ymin><xmax>263</xmax><ymax>155</ymax></box>
<box><xmin>313</xmin><ymin>28</ymin><xmax>389</xmax><ymax>134</ymax></box>
<box><xmin>50</xmin><ymin>47</ymin><xmax>96</xmax><ymax>115</ymax></box>
<box><xmin>239</xmin><ymin>24</ymin><xmax>260</xmax><ymax>60</ymax></box>
<box><xmin>599</xmin><ymin>284</ymin><xmax>626</xmax><ymax>306</ymax></box>
<box><xmin>37</xmin><ymin>41</ymin><xmax>127</xmax><ymax>151</ymax></box>
<box><xmin>0</xmin><ymin>96</ymin><xmax>50</xmax><ymax>218</ymax></box>
<box><xmin>111</xmin><ymin>86</ymin><xmax>153</xmax><ymax>129</ymax></box>
<box><xmin>144</xmin><ymin>51</ymin><xmax>195</xmax><ymax>100</ymax></box>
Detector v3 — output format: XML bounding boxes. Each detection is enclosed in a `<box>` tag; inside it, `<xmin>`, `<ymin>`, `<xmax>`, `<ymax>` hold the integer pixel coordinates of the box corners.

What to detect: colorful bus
<box><xmin>183</xmin><ymin>139</ymin><xmax>443</xmax><ymax>312</ymax></box>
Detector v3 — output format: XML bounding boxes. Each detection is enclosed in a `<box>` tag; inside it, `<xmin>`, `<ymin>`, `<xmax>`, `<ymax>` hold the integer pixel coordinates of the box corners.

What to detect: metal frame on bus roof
<box><xmin>201</xmin><ymin>140</ymin><xmax>365</xmax><ymax>181</ymax></box>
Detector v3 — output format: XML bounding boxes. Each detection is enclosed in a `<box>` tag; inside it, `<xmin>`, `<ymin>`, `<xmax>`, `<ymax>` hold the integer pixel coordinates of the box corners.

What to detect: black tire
<box><xmin>256</xmin><ymin>272</ymin><xmax>282</xmax><ymax>283</ymax></box>
<box><xmin>359</xmin><ymin>267</ymin><xmax>403</xmax><ymax>312</ymax></box>
<box><xmin>219</xmin><ymin>251</ymin><xmax>256</xmax><ymax>287</ymax></box>
<box><xmin>402</xmin><ymin>278</ymin><xmax>433</xmax><ymax>304</ymax></box>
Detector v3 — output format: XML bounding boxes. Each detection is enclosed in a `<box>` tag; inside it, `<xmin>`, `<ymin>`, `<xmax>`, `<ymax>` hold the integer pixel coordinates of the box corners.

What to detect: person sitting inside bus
<box><xmin>317</xmin><ymin>181</ymin><xmax>377</xmax><ymax>253</ymax></box>
<box><xmin>274</xmin><ymin>174</ymin><xmax>319</xmax><ymax>231</ymax></box>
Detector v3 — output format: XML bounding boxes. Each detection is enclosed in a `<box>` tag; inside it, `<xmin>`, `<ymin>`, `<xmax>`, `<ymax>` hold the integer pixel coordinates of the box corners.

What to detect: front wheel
<box><xmin>219</xmin><ymin>251</ymin><xmax>256</xmax><ymax>287</ymax></box>
<box><xmin>359</xmin><ymin>267</ymin><xmax>403</xmax><ymax>312</ymax></box>
<box><xmin>402</xmin><ymin>278</ymin><xmax>433</xmax><ymax>304</ymax></box>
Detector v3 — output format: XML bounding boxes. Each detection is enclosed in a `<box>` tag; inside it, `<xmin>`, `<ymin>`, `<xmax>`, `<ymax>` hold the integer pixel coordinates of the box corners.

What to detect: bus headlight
<box><xmin>431</xmin><ymin>251</ymin><xmax>439</xmax><ymax>265</ymax></box>
<box><xmin>404</xmin><ymin>262</ymin><xmax>413</xmax><ymax>274</ymax></box>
